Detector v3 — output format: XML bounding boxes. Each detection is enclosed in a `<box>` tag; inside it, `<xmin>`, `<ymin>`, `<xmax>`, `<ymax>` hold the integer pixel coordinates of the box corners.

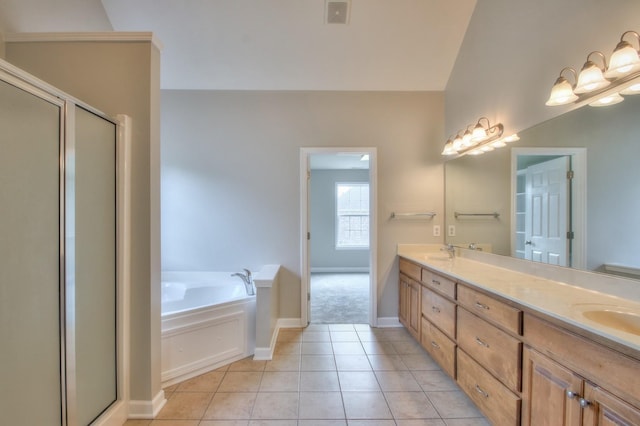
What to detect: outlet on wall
<box><xmin>448</xmin><ymin>225</ymin><xmax>456</xmax><ymax>237</ymax></box>
<box><xmin>433</xmin><ymin>225</ymin><xmax>441</xmax><ymax>237</ymax></box>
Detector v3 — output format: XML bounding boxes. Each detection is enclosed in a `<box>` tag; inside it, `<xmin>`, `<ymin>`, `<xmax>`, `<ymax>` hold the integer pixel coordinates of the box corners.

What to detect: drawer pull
<box><xmin>430</xmin><ymin>341</ymin><xmax>440</xmax><ymax>349</ymax></box>
<box><xmin>475</xmin><ymin>301</ymin><xmax>490</xmax><ymax>310</ymax></box>
<box><xmin>432</xmin><ymin>279</ymin><xmax>441</xmax><ymax>286</ymax></box>
<box><xmin>475</xmin><ymin>384</ymin><xmax>489</xmax><ymax>398</ymax></box>
<box><xmin>432</xmin><ymin>306</ymin><xmax>441</xmax><ymax>313</ymax></box>
<box><xmin>475</xmin><ymin>337</ymin><xmax>490</xmax><ymax>348</ymax></box>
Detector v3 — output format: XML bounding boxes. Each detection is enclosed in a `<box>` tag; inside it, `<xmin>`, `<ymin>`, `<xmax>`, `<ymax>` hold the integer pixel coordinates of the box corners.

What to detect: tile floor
<box><xmin>124</xmin><ymin>324</ymin><xmax>489</xmax><ymax>426</ymax></box>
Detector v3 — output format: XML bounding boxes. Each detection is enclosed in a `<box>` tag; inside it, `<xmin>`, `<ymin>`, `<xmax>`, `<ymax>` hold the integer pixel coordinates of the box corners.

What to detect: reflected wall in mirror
<box><xmin>445</xmin><ymin>94</ymin><xmax>640</xmax><ymax>280</ymax></box>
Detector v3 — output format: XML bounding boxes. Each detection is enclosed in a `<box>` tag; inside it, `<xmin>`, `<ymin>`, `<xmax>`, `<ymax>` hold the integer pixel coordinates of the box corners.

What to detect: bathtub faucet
<box><xmin>231</xmin><ymin>269</ymin><xmax>255</xmax><ymax>296</ymax></box>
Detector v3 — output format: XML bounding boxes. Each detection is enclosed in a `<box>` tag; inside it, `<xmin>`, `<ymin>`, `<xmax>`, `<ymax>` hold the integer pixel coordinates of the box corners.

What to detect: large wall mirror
<box><xmin>445</xmin><ymin>94</ymin><xmax>640</xmax><ymax>280</ymax></box>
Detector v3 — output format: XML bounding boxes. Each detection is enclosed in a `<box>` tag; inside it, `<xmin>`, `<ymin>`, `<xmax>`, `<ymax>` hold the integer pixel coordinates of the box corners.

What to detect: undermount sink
<box><xmin>578</xmin><ymin>307</ymin><xmax>640</xmax><ymax>336</ymax></box>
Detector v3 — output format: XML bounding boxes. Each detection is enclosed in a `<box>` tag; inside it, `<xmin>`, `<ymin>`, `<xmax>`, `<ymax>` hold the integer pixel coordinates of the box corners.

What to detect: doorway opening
<box><xmin>300</xmin><ymin>148</ymin><xmax>377</xmax><ymax>326</ymax></box>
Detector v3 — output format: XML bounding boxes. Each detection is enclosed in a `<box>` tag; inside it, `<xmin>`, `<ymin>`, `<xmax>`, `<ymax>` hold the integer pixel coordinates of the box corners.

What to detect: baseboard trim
<box><xmin>128</xmin><ymin>390</ymin><xmax>166</xmax><ymax>419</ymax></box>
<box><xmin>279</xmin><ymin>317</ymin><xmax>306</xmax><ymax>328</ymax></box>
<box><xmin>310</xmin><ymin>267</ymin><xmax>369</xmax><ymax>273</ymax></box>
<box><xmin>254</xmin><ymin>318</ymin><xmax>306</xmax><ymax>360</ymax></box>
<box><xmin>376</xmin><ymin>317</ymin><xmax>402</xmax><ymax>328</ymax></box>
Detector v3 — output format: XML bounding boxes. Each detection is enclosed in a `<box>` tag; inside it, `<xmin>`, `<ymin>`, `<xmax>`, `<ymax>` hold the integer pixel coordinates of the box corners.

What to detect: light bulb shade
<box><xmin>589</xmin><ymin>92</ymin><xmax>624</xmax><ymax>107</ymax></box>
<box><xmin>546</xmin><ymin>76</ymin><xmax>578</xmax><ymax>106</ymax></box>
<box><xmin>452</xmin><ymin>135</ymin><xmax>464</xmax><ymax>151</ymax></box>
<box><xmin>441</xmin><ymin>140</ymin><xmax>457</xmax><ymax>156</ymax></box>
<box><xmin>605</xmin><ymin>42</ymin><xmax>640</xmax><ymax>78</ymax></box>
<box><xmin>503</xmin><ymin>134</ymin><xmax>520</xmax><ymax>143</ymax></box>
<box><xmin>621</xmin><ymin>83</ymin><xmax>640</xmax><ymax>95</ymax></box>
<box><xmin>471</xmin><ymin>124</ymin><xmax>488</xmax><ymax>142</ymax></box>
<box><xmin>461</xmin><ymin>129</ymin><xmax>474</xmax><ymax>147</ymax></box>
<box><xmin>574</xmin><ymin>61</ymin><xmax>610</xmax><ymax>94</ymax></box>
<box><xmin>490</xmin><ymin>139</ymin><xmax>507</xmax><ymax>148</ymax></box>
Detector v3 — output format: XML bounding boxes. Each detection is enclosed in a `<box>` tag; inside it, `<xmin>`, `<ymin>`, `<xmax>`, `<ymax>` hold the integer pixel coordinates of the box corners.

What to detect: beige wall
<box><xmin>161</xmin><ymin>90</ymin><xmax>446</xmax><ymax>320</ymax></box>
<box><xmin>445</xmin><ymin>0</ymin><xmax>640</xmax><ymax>137</ymax></box>
<box><xmin>6</xmin><ymin>39</ymin><xmax>161</xmax><ymax>402</ymax></box>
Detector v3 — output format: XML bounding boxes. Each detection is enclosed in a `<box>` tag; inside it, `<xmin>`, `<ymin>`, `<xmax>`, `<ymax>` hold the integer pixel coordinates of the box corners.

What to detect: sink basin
<box><xmin>581</xmin><ymin>309</ymin><xmax>640</xmax><ymax>336</ymax></box>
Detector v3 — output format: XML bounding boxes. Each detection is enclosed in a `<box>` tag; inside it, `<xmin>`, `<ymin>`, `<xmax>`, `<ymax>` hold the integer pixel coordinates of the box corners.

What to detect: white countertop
<box><xmin>398</xmin><ymin>245</ymin><xmax>640</xmax><ymax>356</ymax></box>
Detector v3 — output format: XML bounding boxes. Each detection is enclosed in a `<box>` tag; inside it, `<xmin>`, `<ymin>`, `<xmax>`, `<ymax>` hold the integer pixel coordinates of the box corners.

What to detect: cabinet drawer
<box><xmin>422</xmin><ymin>287</ymin><xmax>456</xmax><ymax>338</ymax></box>
<box><xmin>399</xmin><ymin>258</ymin><xmax>421</xmax><ymax>281</ymax></box>
<box><xmin>421</xmin><ymin>317</ymin><xmax>456</xmax><ymax>378</ymax></box>
<box><xmin>458</xmin><ymin>285</ymin><xmax>522</xmax><ymax>335</ymax></box>
<box><xmin>457</xmin><ymin>349</ymin><xmax>521</xmax><ymax>426</ymax></box>
<box><xmin>421</xmin><ymin>269</ymin><xmax>456</xmax><ymax>299</ymax></box>
<box><xmin>458</xmin><ymin>308</ymin><xmax>522</xmax><ymax>392</ymax></box>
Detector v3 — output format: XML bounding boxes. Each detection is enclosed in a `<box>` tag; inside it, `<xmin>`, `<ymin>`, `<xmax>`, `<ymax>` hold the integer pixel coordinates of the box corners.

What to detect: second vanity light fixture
<box><xmin>441</xmin><ymin>117</ymin><xmax>519</xmax><ymax>157</ymax></box>
<box><xmin>546</xmin><ymin>30</ymin><xmax>640</xmax><ymax>107</ymax></box>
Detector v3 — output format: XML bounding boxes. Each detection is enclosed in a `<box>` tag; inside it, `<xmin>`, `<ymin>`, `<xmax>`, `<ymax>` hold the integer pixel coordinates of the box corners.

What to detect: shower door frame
<box><xmin>0</xmin><ymin>58</ymin><xmax>131</xmax><ymax>426</ymax></box>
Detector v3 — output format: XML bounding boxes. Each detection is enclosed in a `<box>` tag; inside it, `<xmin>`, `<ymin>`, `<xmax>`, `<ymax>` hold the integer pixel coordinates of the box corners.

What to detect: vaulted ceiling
<box><xmin>0</xmin><ymin>0</ymin><xmax>476</xmax><ymax>90</ymax></box>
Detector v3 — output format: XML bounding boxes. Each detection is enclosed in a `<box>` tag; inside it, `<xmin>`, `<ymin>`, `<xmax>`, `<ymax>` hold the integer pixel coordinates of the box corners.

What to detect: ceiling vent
<box><xmin>325</xmin><ymin>0</ymin><xmax>350</xmax><ymax>24</ymax></box>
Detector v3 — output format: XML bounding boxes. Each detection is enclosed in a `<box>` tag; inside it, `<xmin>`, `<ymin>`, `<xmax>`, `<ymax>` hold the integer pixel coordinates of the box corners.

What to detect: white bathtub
<box><xmin>161</xmin><ymin>271</ymin><xmax>256</xmax><ymax>386</ymax></box>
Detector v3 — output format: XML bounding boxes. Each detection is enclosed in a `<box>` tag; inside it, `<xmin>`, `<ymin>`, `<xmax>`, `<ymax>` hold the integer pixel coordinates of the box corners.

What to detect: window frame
<box><xmin>335</xmin><ymin>182</ymin><xmax>370</xmax><ymax>250</ymax></box>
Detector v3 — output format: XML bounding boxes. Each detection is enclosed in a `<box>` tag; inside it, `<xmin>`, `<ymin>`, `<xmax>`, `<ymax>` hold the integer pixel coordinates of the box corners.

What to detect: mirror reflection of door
<box><xmin>523</xmin><ymin>156</ymin><xmax>570</xmax><ymax>266</ymax></box>
<box><xmin>512</xmin><ymin>148</ymin><xmax>586</xmax><ymax>269</ymax></box>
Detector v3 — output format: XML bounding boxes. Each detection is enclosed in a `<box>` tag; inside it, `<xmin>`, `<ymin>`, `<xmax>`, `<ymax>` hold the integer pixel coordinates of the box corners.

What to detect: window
<box><xmin>336</xmin><ymin>183</ymin><xmax>370</xmax><ymax>248</ymax></box>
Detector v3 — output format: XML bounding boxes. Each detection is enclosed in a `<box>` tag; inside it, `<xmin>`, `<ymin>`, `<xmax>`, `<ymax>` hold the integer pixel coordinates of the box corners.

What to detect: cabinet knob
<box><xmin>579</xmin><ymin>398</ymin><xmax>591</xmax><ymax>408</ymax></box>
<box><xmin>432</xmin><ymin>279</ymin><xmax>441</xmax><ymax>286</ymax></box>
<box><xmin>525</xmin><ymin>240</ymin><xmax>533</xmax><ymax>245</ymax></box>
<box><xmin>566</xmin><ymin>390</ymin><xmax>579</xmax><ymax>399</ymax></box>
<box><xmin>430</xmin><ymin>341</ymin><xmax>440</xmax><ymax>349</ymax></box>
<box><xmin>432</xmin><ymin>306</ymin><xmax>441</xmax><ymax>313</ymax></box>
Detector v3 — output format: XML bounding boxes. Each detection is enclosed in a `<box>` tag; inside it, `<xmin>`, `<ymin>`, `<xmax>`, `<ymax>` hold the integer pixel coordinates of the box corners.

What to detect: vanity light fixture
<box><xmin>441</xmin><ymin>117</ymin><xmax>519</xmax><ymax>157</ymax></box>
<box><xmin>546</xmin><ymin>29</ymin><xmax>640</xmax><ymax>108</ymax></box>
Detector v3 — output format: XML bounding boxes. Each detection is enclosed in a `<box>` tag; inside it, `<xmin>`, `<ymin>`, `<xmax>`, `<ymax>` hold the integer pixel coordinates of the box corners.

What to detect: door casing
<box><xmin>300</xmin><ymin>147</ymin><xmax>378</xmax><ymax>326</ymax></box>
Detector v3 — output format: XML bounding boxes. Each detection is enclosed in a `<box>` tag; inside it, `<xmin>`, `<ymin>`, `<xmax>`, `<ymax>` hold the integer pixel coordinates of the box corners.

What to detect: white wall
<box><xmin>310</xmin><ymin>169</ymin><xmax>369</xmax><ymax>271</ymax></box>
<box><xmin>161</xmin><ymin>90</ymin><xmax>445</xmax><ymax>319</ymax></box>
<box><xmin>445</xmin><ymin>0</ymin><xmax>640</xmax><ymax>137</ymax></box>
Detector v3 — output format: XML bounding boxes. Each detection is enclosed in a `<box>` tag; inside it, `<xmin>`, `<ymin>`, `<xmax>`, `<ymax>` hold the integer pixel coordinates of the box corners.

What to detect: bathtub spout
<box><xmin>232</xmin><ymin>271</ymin><xmax>255</xmax><ymax>296</ymax></box>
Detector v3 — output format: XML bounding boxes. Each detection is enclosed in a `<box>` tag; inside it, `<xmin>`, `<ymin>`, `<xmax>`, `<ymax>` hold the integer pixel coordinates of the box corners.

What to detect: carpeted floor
<box><xmin>310</xmin><ymin>273</ymin><xmax>369</xmax><ymax>324</ymax></box>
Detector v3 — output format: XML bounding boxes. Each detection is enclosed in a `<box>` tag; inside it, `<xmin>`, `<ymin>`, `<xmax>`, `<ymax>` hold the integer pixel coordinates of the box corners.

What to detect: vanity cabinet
<box><xmin>399</xmin><ymin>259</ymin><xmax>421</xmax><ymax>339</ymax></box>
<box><xmin>457</xmin><ymin>307</ymin><xmax>522</xmax><ymax>392</ymax></box>
<box><xmin>419</xmin><ymin>269</ymin><xmax>457</xmax><ymax>379</ymax></box>
<box><xmin>523</xmin><ymin>314</ymin><xmax>640</xmax><ymax>426</ymax></box>
<box><xmin>457</xmin><ymin>348</ymin><xmax>521</xmax><ymax>426</ymax></box>
<box><xmin>398</xmin><ymin>255</ymin><xmax>640</xmax><ymax>426</ymax></box>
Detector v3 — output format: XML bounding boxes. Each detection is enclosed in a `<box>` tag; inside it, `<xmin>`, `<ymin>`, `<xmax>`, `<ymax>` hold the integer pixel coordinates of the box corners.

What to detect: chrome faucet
<box><xmin>441</xmin><ymin>244</ymin><xmax>456</xmax><ymax>259</ymax></box>
<box><xmin>231</xmin><ymin>268</ymin><xmax>255</xmax><ymax>295</ymax></box>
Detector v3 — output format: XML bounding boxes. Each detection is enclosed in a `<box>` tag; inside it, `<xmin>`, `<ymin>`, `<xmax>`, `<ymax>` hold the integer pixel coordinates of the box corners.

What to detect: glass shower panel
<box><xmin>73</xmin><ymin>106</ymin><xmax>117</xmax><ymax>425</ymax></box>
<box><xmin>0</xmin><ymin>80</ymin><xmax>62</xmax><ymax>425</ymax></box>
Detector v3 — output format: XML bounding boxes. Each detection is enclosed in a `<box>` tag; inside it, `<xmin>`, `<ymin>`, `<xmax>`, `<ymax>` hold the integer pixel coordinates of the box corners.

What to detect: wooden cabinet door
<box><xmin>522</xmin><ymin>347</ymin><xmax>582</xmax><ymax>426</ymax></box>
<box><xmin>399</xmin><ymin>274</ymin><xmax>409</xmax><ymax>327</ymax></box>
<box><xmin>408</xmin><ymin>279</ymin><xmax>421</xmax><ymax>338</ymax></box>
<box><xmin>582</xmin><ymin>382</ymin><xmax>640</xmax><ymax>426</ymax></box>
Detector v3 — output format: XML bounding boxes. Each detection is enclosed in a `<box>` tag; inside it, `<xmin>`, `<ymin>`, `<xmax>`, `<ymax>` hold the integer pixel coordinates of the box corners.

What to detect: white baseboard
<box><xmin>376</xmin><ymin>317</ymin><xmax>402</xmax><ymax>328</ymax></box>
<box><xmin>254</xmin><ymin>318</ymin><xmax>305</xmax><ymax>360</ymax></box>
<box><xmin>279</xmin><ymin>317</ymin><xmax>306</xmax><ymax>328</ymax></box>
<box><xmin>128</xmin><ymin>390</ymin><xmax>166</xmax><ymax>419</ymax></box>
<box><xmin>310</xmin><ymin>267</ymin><xmax>369</xmax><ymax>273</ymax></box>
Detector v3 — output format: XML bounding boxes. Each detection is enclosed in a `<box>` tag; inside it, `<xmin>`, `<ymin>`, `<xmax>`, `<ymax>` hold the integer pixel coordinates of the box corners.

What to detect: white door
<box><xmin>524</xmin><ymin>156</ymin><xmax>570</xmax><ymax>266</ymax></box>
